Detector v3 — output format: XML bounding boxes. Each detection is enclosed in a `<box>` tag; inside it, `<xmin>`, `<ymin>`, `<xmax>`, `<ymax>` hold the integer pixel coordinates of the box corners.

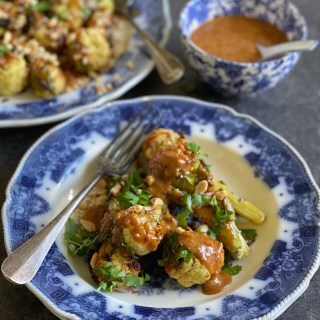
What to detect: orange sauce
<box><xmin>190</xmin><ymin>16</ymin><xmax>288</xmax><ymax>62</ymax></box>
<box><xmin>178</xmin><ymin>231</ymin><xmax>224</xmax><ymax>275</ymax></box>
<box><xmin>202</xmin><ymin>271</ymin><xmax>232</xmax><ymax>295</ymax></box>
<box><xmin>148</xmin><ymin>142</ymin><xmax>195</xmax><ymax>202</ymax></box>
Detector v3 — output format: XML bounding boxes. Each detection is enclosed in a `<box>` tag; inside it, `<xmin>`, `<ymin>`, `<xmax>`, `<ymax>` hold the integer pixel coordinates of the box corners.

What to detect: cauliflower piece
<box><xmin>91</xmin><ymin>240</ymin><xmax>141</xmax><ymax>278</ymax></box>
<box><xmin>29</xmin><ymin>59</ymin><xmax>66</xmax><ymax>98</ymax></box>
<box><xmin>87</xmin><ymin>7</ymin><xmax>113</xmax><ymax>29</ymax></box>
<box><xmin>96</xmin><ymin>0</ymin><xmax>115</xmax><ymax>10</ymax></box>
<box><xmin>112</xmin><ymin>204</ymin><xmax>176</xmax><ymax>256</ymax></box>
<box><xmin>51</xmin><ymin>0</ymin><xmax>84</xmax><ymax>31</ymax></box>
<box><xmin>141</xmin><ymin>128</ymin><xmax>181</xmax><ymax>161</ymax></box>
<box><xmin>162</xmin><ymin>229</ymin><xmax>224</xmax><ymax>287</ymax></box>
<box><xmin>0</xmin><ymin>51</ymin><xmax>28</xmax><ymax>95</ymax></box>
<box><xmin>90</xmin><ymin>239</ymin><xmax>146</xmax><ymax>292</ymax></box>
<box><xmin>166</xmin><ymin>256</ymin><xmax>210</xmax><ymax>287</ymax></box>
<box><xmin>28</xmin><ymin>16</ymin><xmax>67</xmax><ymax>53</ymax></box>
<box><xmin>0</xmin><ymin>2</ymin><xmax>27</xmax><ymax>33</ymax></box>
<box><xmin>66</xmin><ymin>27</ymin><xmax>111</xmax><ymax>74</ymax></box>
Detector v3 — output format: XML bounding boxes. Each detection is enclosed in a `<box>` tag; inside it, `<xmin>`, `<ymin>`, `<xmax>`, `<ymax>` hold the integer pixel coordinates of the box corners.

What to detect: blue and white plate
<box><xmin>0</xmin><ymin>0</ymin><xmax>170</xmax><ymax>128</ymax></box>
<box><xmin>2</xmin><ymin>96</ymin><xmax>320</xmax><ymax>319</ymax></box>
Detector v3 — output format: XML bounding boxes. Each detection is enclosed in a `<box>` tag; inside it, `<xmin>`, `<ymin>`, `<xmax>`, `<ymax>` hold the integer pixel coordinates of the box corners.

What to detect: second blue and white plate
<box><xmin>0</xmin><ymin>0</ymin><xmax>170</xmax><ymax>127</ymax></box>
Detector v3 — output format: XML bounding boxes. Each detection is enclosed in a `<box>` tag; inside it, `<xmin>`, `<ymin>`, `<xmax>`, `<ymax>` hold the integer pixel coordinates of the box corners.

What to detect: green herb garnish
<box><xmin>64</xmin><ymin>218</ymin><xmax>98</xmax><ymax>257</ymax></box>
<box><xmin>97</xmin><ymin>262</ymin><xmax>150</xmax><ymax>292</ymax></box>
<box><xmin>0</xmin><ymin>45</ymin><xmax>9</xmax><ymax>56</ymax></box>
<box><xmin>207</xmin><ymin>228</ymin><xmax>217</xmax><ymax>239</ymax></box>
<box><xmin>187</xmin><ymin>141</ymin><xmax>208</xmax><ymax>158</ymax></box>
<box><xmin>82</xmin><ymin>6</ymin><xmax>92</xmax><ymax>18</ymax></box>
<box><xmin>28</xmin><ymin>1</ymin><xmax>50</xmax><ymax>12</ymax></box>
<box><xmin>241</xmin><ymin>228</ymin><xmax>257</xmax><ymax>243</ymax></box>
<box><xmin>176</xmin><ymin>248</ymin><xmax>193</xmax><ymax>263</ymax></box>
<box><xmin>117</xmin><ymin>171</ymin><xmax>151</xmax><ymax>209</ymax></box>
<box><xmin>213</xmin><ymin>205</ymin><xmax>235</xmax><ymax>233</ymax></box>
<box><xmin>176</xmin><ymin>193</ymin><xmax>193</xmax><ymax>226</ymax></box>
<box><xmin>222</xmin><ymin>262</ymin><xmax>242</xmax><ymax>275</ymax></box>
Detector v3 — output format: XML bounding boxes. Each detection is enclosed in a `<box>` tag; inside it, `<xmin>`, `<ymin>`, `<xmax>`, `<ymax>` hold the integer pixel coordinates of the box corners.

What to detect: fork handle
<box><xmin>1</xmin><ymin>170</ymin><xmax>103</xmax><ymax>285</ymax></box>
<box><xmin>126</xmin><ymin>16</ymin><xmax>185</xmax><ymax>84</ymax></box>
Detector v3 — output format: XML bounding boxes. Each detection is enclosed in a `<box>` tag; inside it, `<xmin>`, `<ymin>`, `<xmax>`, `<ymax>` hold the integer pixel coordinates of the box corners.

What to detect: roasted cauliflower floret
<box><xmin>112</xmin><ymin>203</ymin><xmax>176</xmax><ymax>256</ymax></box>
<box><xmin>28</xmin><ymin>17</ymin><xmax>67</xmax><ymax>53</ymax></box>
<box><xmin>167</xmin><ymin>256</ymin><xmax>210</xmax><ymax>287</ymax></box>
<box><xmin>90</xmin><ymin>239</ymin><xmax>149</xmax><ymax>292</ymax></box>
<box><xmin>51</xmin><ymin>0</ymin><xmax>84</xmax><ymax>31</ymax></box>
<box><xmin>29</xmin><ymin>59</ymin><xmax>65</xmax><ymax>98</ymax></box>
<box><xmin>66</xmin><ymin>27</ymin><xmax>111</xmax><ymax>74</ymax></box>
<box><xmin>87</xmin><ymin>5</ymin><xmax>113</xmax><ymax>29</ymax></box>
<box><xmin>141</xmin><ymin>128</ymin><xmax>181</xmax><ymax>161</ymax></box>
<box><xmin>0</xmin><ymin>51</ymin><xmax>28</xmax><ymax>95</ymax></box>
<box><xmin>0</xmin><ymin>2</ymin><xmax>27</xmax><ymax>33</ymax></box>
<box><xmin>162</xmin><ymin>229</ymin><xmax>224</xmax><ymax>287</ymax></box>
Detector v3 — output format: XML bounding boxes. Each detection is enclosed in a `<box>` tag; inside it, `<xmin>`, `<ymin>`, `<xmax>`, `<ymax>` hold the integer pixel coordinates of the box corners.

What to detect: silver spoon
<box><xmin>115</xmin><ymin>0</ymin><xmax>184</xmax><ymax>84</ymax></box>
<box><xmin>256</xmin><ymin>40</ymin><xmax>319</xmax><ymax>61</ymax></box>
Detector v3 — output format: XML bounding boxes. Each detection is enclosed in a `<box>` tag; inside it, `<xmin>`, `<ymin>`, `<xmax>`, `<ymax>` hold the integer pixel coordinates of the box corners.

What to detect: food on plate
<box><xmin>0</xmin><ymin>51</ymin><xmax>28</xmax><ymax>95</ymax></box>
<box><xmin>0</xmin><ymin>0</ymin><xmax>132</xmax><ymax>98</ymax></box>
<box><xmin>64</xmin><ymin>128</ymin><xmax>266</xmax><ymax>294</ymax></box>
<box><xmin>190</xmin><ymin>16</ymin><xmax>288</xmax><ymax>62</ymax></box>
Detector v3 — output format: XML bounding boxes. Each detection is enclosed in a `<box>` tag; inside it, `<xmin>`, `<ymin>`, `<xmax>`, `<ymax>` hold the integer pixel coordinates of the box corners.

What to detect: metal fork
<box><xmin>1</xmin><ymin>108</ymin><xmax>160</xmax><ymax>285</ymax></box>
<box><xmin>114</xmin><ymin>0</ymin><xmax>185</xmax><ymax>84</ymax></box>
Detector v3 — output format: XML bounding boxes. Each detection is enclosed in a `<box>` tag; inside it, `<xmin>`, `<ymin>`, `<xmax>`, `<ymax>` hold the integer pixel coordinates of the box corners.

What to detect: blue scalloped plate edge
<box><xmin>0</xmin><ymin>1</ymin><xmax>171</xmax><ymax>128</ymax></box>
<box><xmin>2</xmin><ymin>95</ymin><xmax>320</xmax><ymax>320</ymax></box>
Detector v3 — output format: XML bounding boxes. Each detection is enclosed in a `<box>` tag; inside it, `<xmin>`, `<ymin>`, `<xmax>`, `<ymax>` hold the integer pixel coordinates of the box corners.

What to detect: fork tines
<box><xmin>100</xmin><ymin>107</ymin><xmax>162</xmax><ymax>173</ymax></box>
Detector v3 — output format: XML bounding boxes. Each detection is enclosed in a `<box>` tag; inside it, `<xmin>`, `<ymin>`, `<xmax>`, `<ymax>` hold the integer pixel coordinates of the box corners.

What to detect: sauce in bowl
<box><xmin>190</xmin><ymin>16</ymin><xmax>288</xmax><ymax>62</ymax></box>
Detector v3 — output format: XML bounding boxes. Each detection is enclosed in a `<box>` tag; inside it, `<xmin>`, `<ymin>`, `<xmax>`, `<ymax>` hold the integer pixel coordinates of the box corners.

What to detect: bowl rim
<box><xmin>179</xmin><ymin>0</ymin><xmax>308</xmax><ymax>67</ymax></box>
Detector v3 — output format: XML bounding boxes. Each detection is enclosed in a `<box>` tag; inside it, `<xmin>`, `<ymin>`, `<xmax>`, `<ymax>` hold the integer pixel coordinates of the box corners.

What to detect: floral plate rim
<box><xmin>2</xmin><ymin>95</ymin><xmax>320</xmax><ymax>320</ymax></box>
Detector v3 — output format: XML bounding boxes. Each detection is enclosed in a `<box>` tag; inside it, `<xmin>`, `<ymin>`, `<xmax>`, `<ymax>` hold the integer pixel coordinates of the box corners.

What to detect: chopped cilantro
<box><xmin>191</xmin><ymin>193</ymin><xmax>217</xmax><ymax>207</ymax></box>
<box><xmin>207</xmin><ymin>228</ymin><xmax>217</xmax><ymax>239</ymax></box>
<box><xmin>213</xmin><ymin>204</ymin><xmax>235</xmax><ymax>233</ymax></box>
<box><xmin>187</xmin><ymin>141</ymin><xmax>200</xmax><ymax>154</ymax></box>
<box><xmin>185</xmin><ymin>173</ymin><xmax>197</xmax><ymax>186</ymax></box>
<box><xmin>122</xmin><ymin>191</ymin><xmax>139</xmax><ymax>205</ymax></box>
<box><xmin>176</xmin><ymin>192</ymin><xmax>218</xmax><ymax>227</ymax></box>
<box><xmin>187</xmin><ymin>141</ymin><xmax>208</xmax><ymax>158</ymax></box>
<box><xmin>57</xmin><ymin>8</ymin><xmax>69</xmax><ymax>20</ymax></box>
<box><xmin>82</xmin><ymin>6</ymin><xmax>92</xmax><ymax>18</ymax></box>
<box><xmin>222</xmin><ymin>262</ymin><xmax>242</xmax><ymax>276</ymax></box>
<box><xmin>64</xmin><ymin>218</ymin><xmax>98</xmax><ymax>257</ymax></box>
<box><xmin>176</xmin><ymin>193</ymin><xmax>192</xmax><ymax>226</ymax></box>
<box><xmin>176</xmin><ymin>248</ymin><xmax>193</xmax><ymax>263</ymax></box>
<box><xmin>241</xmin><ymin>228</ymin><xmax>257</xmax><ymax>243</ymax></box>
<box><xmin>97</xmin><ymin>262</ymin><xmax>150</xmax><ymax>292</ymax></box>
<box><xmin>117</xmin><ymin>171</ymin><xmax>151</xmax><ymax>209</ymax></box>
<box><xmin>0</xmin><ymin>45</ymin><xmax>9</xmax><ymax>56</ymax></box>
<box><xmin>28</xmin><ymin>1</ymin><xmax>50</xmax><ymax>12</ymax></box>
<box><xmin>160</xmin><ymin>234</ymin><xmax>194</xmax><ymax>267</ymax></box>
<box><xmin>205</xmin><ymin>164</ymin><xmax>212</xmax><ymax>172</ymax></box>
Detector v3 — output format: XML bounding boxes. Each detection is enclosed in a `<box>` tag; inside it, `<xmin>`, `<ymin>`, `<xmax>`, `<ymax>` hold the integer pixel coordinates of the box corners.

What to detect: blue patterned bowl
<box><xmin>2</xmin><ymin>96</ymin><xmax>319</xmax><ymax>320</ymax></box>
<box><xmin>179</xmin><ymin>0</ymin><xmax>307</xmax><ymax>97</ymax></box>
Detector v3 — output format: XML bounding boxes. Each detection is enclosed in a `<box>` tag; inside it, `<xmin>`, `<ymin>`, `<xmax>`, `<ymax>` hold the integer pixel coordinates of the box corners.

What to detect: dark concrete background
<box><xmin>0</xmin><ymin>0</ymin><xmax>319</xmax><ymax>319</ymax></box>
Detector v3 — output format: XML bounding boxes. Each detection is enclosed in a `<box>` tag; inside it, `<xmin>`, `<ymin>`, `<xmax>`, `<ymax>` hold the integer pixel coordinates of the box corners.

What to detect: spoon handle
<box><xmin>126</xmin><ymin>16</ymin><xmax>185</xmax><ymax>84</ymax></box>
<box><xmin>1</xmin><ymin>171</ymin><xmax>103</xmax><ymax>285</ymax></box>
<box><xmin>257</xmin><ymin>40</ymin><xmax>319</xmax><ymax>60</ymax></box>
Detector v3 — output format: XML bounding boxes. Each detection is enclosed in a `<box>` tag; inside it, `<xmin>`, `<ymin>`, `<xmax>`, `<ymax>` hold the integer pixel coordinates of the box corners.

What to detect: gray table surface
<box><xmin>0</xmin><ymin>1</ymin><xmax>319</xmax><ymax>319</ymax></box>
